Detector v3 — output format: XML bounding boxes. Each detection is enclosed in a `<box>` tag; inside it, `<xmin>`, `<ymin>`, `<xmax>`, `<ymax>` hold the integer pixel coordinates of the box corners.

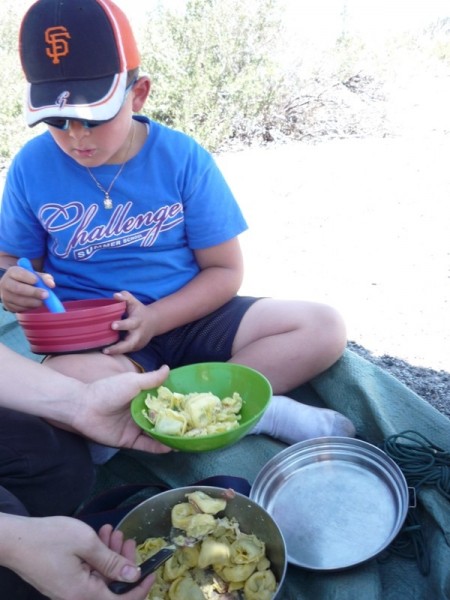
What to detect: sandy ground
<box><xmin>216</xmin><ymin>135</ymin><xmax>450</xmax><ymax>373</ymax></box>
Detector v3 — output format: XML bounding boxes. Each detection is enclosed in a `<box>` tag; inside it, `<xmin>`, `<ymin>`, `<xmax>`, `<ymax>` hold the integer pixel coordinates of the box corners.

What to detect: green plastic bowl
<box><xmin>131</xmin><ymin>362</ymin><xmax>272</xmax><ymax>452</ymax></box>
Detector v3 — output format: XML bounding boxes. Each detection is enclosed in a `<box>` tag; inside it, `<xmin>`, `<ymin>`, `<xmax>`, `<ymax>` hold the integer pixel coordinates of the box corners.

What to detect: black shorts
<box><xmin>127</xmin><ymin>295</ymin><xmax>260</xmax><ymax>372</ymax></box>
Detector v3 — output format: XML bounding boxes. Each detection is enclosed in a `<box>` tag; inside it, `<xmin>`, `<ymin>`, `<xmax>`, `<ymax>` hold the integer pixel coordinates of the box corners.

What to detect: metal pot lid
<box><xmin>250</xmin><ymin>437</ymin><xmax>409</xmax><ymax>571</ymax></box>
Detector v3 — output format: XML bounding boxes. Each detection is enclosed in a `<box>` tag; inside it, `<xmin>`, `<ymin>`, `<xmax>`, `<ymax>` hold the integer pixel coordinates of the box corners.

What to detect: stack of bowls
<box><xmin>17</xmin><ymin>298</ymin><xmax>126</xmax><ymax>353</ymax></box>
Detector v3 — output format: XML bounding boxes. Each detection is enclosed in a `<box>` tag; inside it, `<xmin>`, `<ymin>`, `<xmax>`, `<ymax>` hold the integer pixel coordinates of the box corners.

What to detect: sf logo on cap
<box><xmin>45</xmin><ymin>26</ymin><xmax>71</xmax><ymax>65</ymax></box>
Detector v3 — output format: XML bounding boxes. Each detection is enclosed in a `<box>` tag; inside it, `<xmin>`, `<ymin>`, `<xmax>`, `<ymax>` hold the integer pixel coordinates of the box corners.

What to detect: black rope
<box><xmin>378</xmin><ymin>509</ymin><xmax>430</xmax><ymax>575</ymax></box>
<box><xmin>382</xmin><ymin>430</ymin><xmax>450</xmax><ymax>500</ymax></box>
<box><xmin>379</xmin><ymin>430</ymin><xmax>450</xmax><ymax>575</ymax></box>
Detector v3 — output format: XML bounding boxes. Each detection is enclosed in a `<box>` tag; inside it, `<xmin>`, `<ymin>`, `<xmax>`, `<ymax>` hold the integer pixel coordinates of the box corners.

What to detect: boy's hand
<box><xmin>0</xmin><ymin>264</ymin><xmax>56</xmax><ymax>313</ymax></box>
<box><xmin>103</xmin><ymin>291</ymin><xmax>157</xmax><ymax>355</ymax></box>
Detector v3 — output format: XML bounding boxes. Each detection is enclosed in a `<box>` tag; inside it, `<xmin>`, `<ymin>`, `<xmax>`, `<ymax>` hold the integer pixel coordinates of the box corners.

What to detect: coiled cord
<box><xmin>379</xmin><ymin>430</ymin><xmax>450</xmax><ymax>575</ymax></box>
<box><xmin>383</xmin><ymin>430</ymin><xmax>450</xmax><ymax>500</ymax></box>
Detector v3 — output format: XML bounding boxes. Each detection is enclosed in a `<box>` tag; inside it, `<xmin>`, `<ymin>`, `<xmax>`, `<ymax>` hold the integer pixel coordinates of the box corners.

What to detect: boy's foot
<box><xmin>249</xmin><ymin>394</ymin><xmax>356</xmax><ymax>445</ymax></box>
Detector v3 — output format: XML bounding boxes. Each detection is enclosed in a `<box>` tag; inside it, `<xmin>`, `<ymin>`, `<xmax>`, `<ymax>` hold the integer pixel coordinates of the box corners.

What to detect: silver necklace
<box><xmin>86</xmin><ymin>123</ymin><xmax>136</xmax><ymax>209</ymax></box>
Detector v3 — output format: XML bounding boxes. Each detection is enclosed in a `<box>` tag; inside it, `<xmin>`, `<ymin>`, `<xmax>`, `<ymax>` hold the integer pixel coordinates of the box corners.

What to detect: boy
<box><xmin>0</xmin><ymin>0</ymin><xmax>354</xmax><ymax>451</ymax></box>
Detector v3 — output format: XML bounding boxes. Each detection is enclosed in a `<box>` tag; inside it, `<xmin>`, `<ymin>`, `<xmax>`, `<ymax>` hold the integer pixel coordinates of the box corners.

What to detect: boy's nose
<box><xmin>67</xmin><ymin>121</ymin><xmax>90</xmax><ymax>139</ymax></box>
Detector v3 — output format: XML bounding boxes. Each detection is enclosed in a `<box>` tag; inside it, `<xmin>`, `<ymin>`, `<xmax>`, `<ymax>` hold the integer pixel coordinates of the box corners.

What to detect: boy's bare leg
<box><xmin>230</xmin><ymin>298</ymin><xmax>347</xmax><ymax>393</ymax></box>
<box><xmin>231</xmin><ymin>298</ymin><xmax>355</xmax><ymax>444</ymax></box>
<box><xmin>43</xmin><ymin>352</ymin><xmax>138</xmax><ymax>382</ymax></box>
<box><xmin>44</xmin><ymin>297</ymin><xmax>354</xmax><ymax>446</ymax></box>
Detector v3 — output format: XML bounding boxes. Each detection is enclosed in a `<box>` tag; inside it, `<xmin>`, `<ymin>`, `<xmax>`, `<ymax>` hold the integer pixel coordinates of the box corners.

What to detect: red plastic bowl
<box><xmin>17</xmin><ymin>299</ymin><xmax>126</xmax><ymax>354</ymax></box>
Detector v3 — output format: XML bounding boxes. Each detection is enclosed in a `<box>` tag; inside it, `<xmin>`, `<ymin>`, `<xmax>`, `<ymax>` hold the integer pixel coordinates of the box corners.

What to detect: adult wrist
<box><xmin>0</xmin><ymin>514</ymin><xmax>26</xmax><ymax>568</ymax></box>
<box><xmin>38</xmin><ymin>378</ymin><xmax>84</xmax><ymax>428</ymax></box>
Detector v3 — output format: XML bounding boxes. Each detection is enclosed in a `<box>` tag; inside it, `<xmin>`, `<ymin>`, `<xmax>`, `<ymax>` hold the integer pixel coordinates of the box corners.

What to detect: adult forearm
<box><xmin>0</xmin><ymin>343</ymin><xmax>80</xmax><ymax>424</ymax></box>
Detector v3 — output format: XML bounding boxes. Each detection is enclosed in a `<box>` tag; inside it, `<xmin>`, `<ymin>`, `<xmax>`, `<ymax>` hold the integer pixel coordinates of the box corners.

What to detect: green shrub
<box><xmin>0</xmin><ymin>3</ymin><xmax>39</xmax><ymax>160</ymax></box>
<box><xmin>0</xmin><ymin>1</ymin><xmax>448</xmax><ymax>162</ymax></box>
<box><xmin>139</xmin><ymin>0</ymin><xmax>283</xmax><ymax>151</ymax></box>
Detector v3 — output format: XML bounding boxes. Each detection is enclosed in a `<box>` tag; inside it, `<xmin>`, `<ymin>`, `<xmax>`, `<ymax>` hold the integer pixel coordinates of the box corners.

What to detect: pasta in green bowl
<box><xmin>131</xmin><ymin>362</ymin><xmax>272</xmax><ymax>452</ymax></box>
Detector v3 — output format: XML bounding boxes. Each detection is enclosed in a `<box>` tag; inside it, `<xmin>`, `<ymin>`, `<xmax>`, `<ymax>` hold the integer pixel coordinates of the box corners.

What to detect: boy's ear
<box><xmin>132</xmin><ymin>76</ymin><xmax>151</xmax><ymax>112</ymax></box>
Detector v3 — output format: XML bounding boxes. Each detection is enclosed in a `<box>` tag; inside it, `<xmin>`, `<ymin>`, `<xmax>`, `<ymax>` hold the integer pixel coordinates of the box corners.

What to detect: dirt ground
<box><xmin>216</xmin><ymin>134</ymin><xmax>450</xmax><ymax>373</ymax></box>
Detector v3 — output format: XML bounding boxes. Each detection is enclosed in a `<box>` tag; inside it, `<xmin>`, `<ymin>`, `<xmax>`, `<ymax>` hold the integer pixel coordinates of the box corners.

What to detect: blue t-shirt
<box><xmin>0</xmin><ymin>117</ymin><xmax>248</xmax><ymax>303</ymax></box>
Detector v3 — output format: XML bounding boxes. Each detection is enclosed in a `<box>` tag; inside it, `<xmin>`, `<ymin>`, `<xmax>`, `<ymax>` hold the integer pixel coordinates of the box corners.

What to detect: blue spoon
<box><xmin>18</xmin><ymin>258</ymin><xmax>66</xmax><ymax>313</ymax></box>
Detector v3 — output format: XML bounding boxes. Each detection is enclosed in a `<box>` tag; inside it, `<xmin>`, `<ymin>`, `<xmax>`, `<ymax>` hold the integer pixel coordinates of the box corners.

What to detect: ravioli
<box><xmin>142</xmin><ymin>387</ymin><xmax>243</xmax><ymax>438</ymax></box>
<box><xmin>137</xmin><ymin>491</ymin><xmax>278</xmax><ymax>600</ymax></box>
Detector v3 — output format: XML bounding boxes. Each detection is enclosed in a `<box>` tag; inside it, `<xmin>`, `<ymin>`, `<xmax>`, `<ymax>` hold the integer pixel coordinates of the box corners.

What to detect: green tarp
<box><xmin>2</xmin><ymin>307</ymin><xmax>449</xmax><ymax>599</ymax></box>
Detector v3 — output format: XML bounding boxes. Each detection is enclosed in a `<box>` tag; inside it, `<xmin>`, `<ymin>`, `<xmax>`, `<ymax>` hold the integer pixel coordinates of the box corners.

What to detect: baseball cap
<box><xmin>19</xmin><ymin>0</ymin><xmax>140</xmax><ymax>127</ymax></box>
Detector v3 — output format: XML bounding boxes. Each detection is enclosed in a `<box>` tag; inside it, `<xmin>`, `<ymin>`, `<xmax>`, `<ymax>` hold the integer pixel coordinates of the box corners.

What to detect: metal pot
<box><xmin>117</xmin><ymin>485</ymin><xmax>287</xmax><ymax>598</ymax></box>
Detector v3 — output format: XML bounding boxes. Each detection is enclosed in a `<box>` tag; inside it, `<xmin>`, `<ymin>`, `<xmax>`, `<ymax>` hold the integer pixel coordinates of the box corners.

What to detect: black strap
<box><xmin>195</xmin><ymin>475</ymin><xmax>251</xmax><ymax>496</ymax></box>
<box><xmin>77</xmin><ymin>476</ymin><xmax>251</xmax><ymax>531</ymax></box>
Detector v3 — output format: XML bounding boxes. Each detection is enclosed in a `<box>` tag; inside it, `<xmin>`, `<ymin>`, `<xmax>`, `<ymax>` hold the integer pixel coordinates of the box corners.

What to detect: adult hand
<box><xmin>2</xmin><ymin>515</ymin><xmax>154</xmax><ymax>600</ymax></box>
<box><xmin>71</xmin><ymin>364</ymin><xmax>172</xmax><ymax>452</ymax></box>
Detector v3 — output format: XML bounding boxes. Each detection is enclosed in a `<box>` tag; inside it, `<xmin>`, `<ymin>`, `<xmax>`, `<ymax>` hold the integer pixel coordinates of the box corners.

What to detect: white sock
<box><xmin>249</xmin><ymin>395</ymin><xmax>356</xmax><ymax>445</ymax></box>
